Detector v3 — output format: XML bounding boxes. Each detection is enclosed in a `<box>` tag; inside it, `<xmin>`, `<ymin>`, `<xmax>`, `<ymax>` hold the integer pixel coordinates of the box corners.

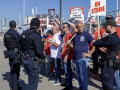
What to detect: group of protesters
<box><xmin>43</xmin><ymin>15</ymin><xmax>120</xmax><ymax>90</ymax></box>
<box><xmin>4</xmin><ymin>15</ymin><xmax>120</xmax><ymax>90</ymax></box>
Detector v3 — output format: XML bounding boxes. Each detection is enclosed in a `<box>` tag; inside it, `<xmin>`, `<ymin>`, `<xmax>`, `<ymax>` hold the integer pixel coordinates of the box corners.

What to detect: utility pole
<box><xmin>19</xmin><ymin>14</ymin><xmax>21</xmax><ymax>26</ymax></box>
<box><xmin>117</xmin><ymin>0</ymin><xmax>118</xmax><ymax>15</ymax></box>
<box><xmin>36</xmin><ymin>4</ymin><xmax>37</xmax><ymax>15</ymax></box>
<box><xmin>1</xmin><ymin>20</ymin><xmax>2</xmax><ymax>34</ymax></box>
<box><xmin>60</xmin><ymin>0</ymin><xmax>62</xmax><ymax>28</ymax></box>
<box><xmin>23</xmin><ymin>0</ymin><xmax>25</xmax><ymax>25</ymax></box>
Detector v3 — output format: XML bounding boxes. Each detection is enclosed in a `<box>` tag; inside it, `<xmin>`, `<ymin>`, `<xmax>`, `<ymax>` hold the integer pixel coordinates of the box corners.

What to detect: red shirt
<box><xmin>45</xmin><ymin>35</ymin><xmax>53</xmax><ymax>55</ymax></box>
<box><xmin>61</xmin><ymin>33</ymin><xmax>73</xmax><ymax>59</ymax></box>
<box><xmin>89</xmin><ymin>32</ymin><xmax>98</xmax><ymax>50</ymax></box>
<box><xmin>71</xmin><ymin>31</ymin><xmax>76</xmax><ymax>35</ymax></box>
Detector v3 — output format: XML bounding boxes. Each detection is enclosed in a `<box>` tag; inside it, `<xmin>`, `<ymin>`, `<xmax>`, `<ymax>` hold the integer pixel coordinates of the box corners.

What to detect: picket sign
<box><xmin>70</xmin><ymin>7</ymin><xmax>84</xmax><ymax>23</ymax></box>
<box><xmin>88</xmin><ymin>6</ymin><xmax>96</xmax><ymax>34</ymax></box>
<box><xmin>91</xmin><ymin>0</ymin><xmax>106</xmax><ymax>38</ymax></box>
<box><xmin>116</xmin><ymin>13</ymin><xmax>120</xmax><ymax>25</ymax></box>
<box><xmin>48</xmin><ymin>9</ymin><xmax>55</xmax><ymax>25</ymax></box>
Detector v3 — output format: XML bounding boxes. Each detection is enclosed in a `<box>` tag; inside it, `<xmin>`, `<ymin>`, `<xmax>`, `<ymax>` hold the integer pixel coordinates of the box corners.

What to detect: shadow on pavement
<box><xmin>2</xmin><ymin>72</ymin><xmax>27</xmax><ymax>90</ymax></box>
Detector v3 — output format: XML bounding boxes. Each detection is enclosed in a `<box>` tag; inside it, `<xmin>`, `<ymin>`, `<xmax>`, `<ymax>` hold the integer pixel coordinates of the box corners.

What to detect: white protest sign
<box><xmin>70</xmin><ymin>7</ymin><xmax>84</xmax><ymax>23</ymax></box>
<box><xmin>48</xmin><ymin>9</ymin><xmax>55</xmax><ymax>24</ymax></box>
<box><xmin>91</xmin><ymin>0</ymin><xmax>106</xmax><ymax>16</ymax></box>
<box><xmin>88</xmin><ymin>6</ymin><xmax>96</xmax><ymax>24</ymax></box>
<box><xmin>116</xmin><ymin>13</ymin><xmax>120</xmax><ymax>25</ymax></box>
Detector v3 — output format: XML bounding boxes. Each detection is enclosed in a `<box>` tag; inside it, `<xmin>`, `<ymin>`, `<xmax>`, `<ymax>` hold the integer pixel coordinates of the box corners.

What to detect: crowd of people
<box><xmin>3</xmin><ymin>15</ymin><xmax>120</xmax><ymax>90</ymax></box>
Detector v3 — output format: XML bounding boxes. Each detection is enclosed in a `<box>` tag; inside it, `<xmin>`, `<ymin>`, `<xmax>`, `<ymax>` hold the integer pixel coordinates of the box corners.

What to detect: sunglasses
<box><xmin>63</xmin><ymin>26</ymin><xmax>68</xmax><ymax>29</ymax></box>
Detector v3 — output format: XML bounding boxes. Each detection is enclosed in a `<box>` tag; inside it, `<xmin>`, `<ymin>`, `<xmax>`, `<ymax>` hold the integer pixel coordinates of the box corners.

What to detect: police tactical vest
<box><xmin>4</xmin><ymin>29</ymin><xmax>17</xmax><ymax>50</ymax></box>
<box><xmin>98</xmin><ymin>35</ymin><xmax>119</xmax><ymax>58</ymax></box>
<box><xmin>21</xmin><ymin>30</ymin><xmax>38</xmax><ymax>52</ymax></box>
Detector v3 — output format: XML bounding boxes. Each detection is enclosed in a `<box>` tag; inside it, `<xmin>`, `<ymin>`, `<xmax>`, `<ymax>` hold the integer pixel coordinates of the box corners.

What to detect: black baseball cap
<box><xmin>105</xmin><ymin>15</ymin><xmax>113</xmax><ymax>20</ymax></box>
<box><xmin>47</xmin><ymin>30</ymin><xmax>53</xmax><ymax>35</ymax></box>
<box><xmin>30</xmin><ymin>18</ymin><xmax>40</xmax><ymax>27</ymax></box>
<box><xmin>102</xmin><ymin>19</ymin><xmax>117</xmax><ymax>27</ymax></box>
<box><xmin>92</xmin><ymin>24</ymin><xmax>98</xmax><ymax>27</ymax></box>
<box><xmin>9</xmin><ymin>20</ymin><xmax>16</xmax><ymax>27</ymax></box>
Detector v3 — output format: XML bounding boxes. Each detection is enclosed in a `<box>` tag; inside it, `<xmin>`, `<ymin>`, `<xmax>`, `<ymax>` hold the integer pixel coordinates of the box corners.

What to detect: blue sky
<box><xmin>0</xmin><ymin>0</ymin><xmax>119</xmax><ymax>27</ymax></box>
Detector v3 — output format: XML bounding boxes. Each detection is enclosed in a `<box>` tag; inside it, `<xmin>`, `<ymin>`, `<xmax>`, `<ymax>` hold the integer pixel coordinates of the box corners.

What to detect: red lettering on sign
<box><xmin>92</xmin><ymin>9</ymin><xmax>94</xmax><ymax>14</ymax></box>
<box><xmin>92</xmin><ymin>6</ymin><xmax>105</xmax><ymax>14</ymax></box>
<box><xmin>103</xmin><ymin>6</ymin><xmax>105</xmax><ymax>11</ymax></box>
<box><xmin>95</xmin><ymin>1</ymin><xmax>100</xmax><ymax>7</ymax></box>
<box><xmin>98</xmin><ymin>1</ymin><xmax>100</xmax><ymax>6</ymax></box>
<box><xmin>95</xmin><ymin>2</ymin><xmax>97</xmax><ymax>7</ymax></box>
<box><xmin>118</xmin><ymin>18</ymin><xmax>120</xmax><ymax>21</ymax></box>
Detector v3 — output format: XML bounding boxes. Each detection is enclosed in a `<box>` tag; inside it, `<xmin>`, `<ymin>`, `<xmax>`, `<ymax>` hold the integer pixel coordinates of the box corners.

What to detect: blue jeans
<box><xmin>23</xmin><ymin>59</ymin><xmax>41</xmax><ymax>90</ymax></box>
<box><xmin>52</xmin><ymin>58</ymin><xmax>61</xmax><ymax>82</ymax></box>
<box><xmin>62</xmin><ymin>59</ymin><xmax>72</xmax><ymax>87</ymax></box>
<box><xmin>114</xmin><ymin>70</ymin><xmax>120</xmax><ymax>90</ymax></box>
<box><xmin>74</xmin><ymin>58</ymin><xmax>88</xmax><ymax>90</ymax></box>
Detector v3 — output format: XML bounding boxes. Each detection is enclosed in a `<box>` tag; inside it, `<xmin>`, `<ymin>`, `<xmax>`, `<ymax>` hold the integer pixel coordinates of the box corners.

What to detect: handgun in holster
<box><xmin>32</xmin><ymin>56</ymin><xmax>45</xmax><ymax>70</ymax></box>
<box><xmin>99</xmin><ymin>58</ymin><xmax>107</xmax><ymax>67</ymax></box>
<box><xmin>17</xmin><ymin>51</ymin><xmax>23</xmax><ymax>60</ymax></box>
<box><xmin>4</xmin><ymin>50</ymin><xmax>8</xmax><ymax>58</ymax></box>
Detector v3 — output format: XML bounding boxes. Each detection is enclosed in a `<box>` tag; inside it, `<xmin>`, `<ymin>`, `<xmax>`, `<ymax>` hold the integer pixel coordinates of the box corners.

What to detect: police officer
<box><xmin>22</xmin><ymin>18</ymin><xmax>45</xmax><ymax>90</ymax></box>
<box><xmin>93</xmin><ymin>20</ymin><xmax>119</xmax><ymax>90</ymax></box>
<box><xmin>4</xmin><ymin>20</ymin><xmax>22</xmax><ymax>90</ymax></box>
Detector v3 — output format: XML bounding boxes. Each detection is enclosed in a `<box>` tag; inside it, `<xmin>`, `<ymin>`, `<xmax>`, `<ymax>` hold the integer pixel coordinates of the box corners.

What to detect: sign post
<box><xmin>89</xmin><ymin>22</ymin><xmax>92</xmax><ymax>34</ymax></box>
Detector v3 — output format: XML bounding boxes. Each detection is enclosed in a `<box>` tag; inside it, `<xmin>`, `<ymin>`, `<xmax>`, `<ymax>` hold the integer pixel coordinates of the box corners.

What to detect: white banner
<box><xmin>70</xmin><ymin>7</ymin><xmax>84</xmax><ymax>23</ymax></box>
<box><xmin>88</xmin><ymin>6</ymin><xmax>96</xmax><ymax>24</ymax></box>
<box><xmin>116</xmin><ymin>13</ymin><xmax>120</xmax><ymax>25</ymax></box>
<box><xmin>91</xmin><ymin>0</ymin><xmax>106</xmax><ymax>16</ymax></box>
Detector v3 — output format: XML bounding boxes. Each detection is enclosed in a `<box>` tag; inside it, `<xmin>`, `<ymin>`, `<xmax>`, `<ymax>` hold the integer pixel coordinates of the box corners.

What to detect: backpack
<box><xmin>21</xmin><ymin>30</ymin><xmax>37</xmax><ymax>52</ymax></box>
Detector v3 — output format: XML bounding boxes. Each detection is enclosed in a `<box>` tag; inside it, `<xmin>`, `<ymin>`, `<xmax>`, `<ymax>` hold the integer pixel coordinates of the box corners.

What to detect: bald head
<box><xmin>52</xmin><ymin>26</ymin><xmax>59</xmax><ymax>34</ymax></box>
<box><xmin>76</xmin><ymin>22</ymin><xmax>84</xmax><ymax>33</ymax></box>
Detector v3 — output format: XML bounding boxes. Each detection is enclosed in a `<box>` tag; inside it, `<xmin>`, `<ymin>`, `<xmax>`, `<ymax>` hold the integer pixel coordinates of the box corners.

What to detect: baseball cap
<box><xmin>30</xmin><ymin>18</ymin><xmax>40</xmax><ymax>27</ymax></box>
<box><xmin>105</xmin><ymin>15</ymin><xmax>113</xmax><ymax>20</ymax></box>
<box><xmin>92</xmin><ymin>24</ymin><xmax>98</xmax><ymax>27</ymax></box>
<box><xmin>102</xmin><ymin>19</ymin><xmax>117</xmax><ymax>27</ymax></box>
<box><xmin>9</xmin><ymin>20</ymin><xmax>16</xmax><ymax>27</ymax></box>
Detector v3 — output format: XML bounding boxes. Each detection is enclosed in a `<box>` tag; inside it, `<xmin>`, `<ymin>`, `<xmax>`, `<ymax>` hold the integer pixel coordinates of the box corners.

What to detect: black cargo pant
<box><xmin>101</xmin><ymin>65</ymin><xmax>116</xmax><ymax>90</ymax></box>
<box><xmin>8</xmin><ymin>50</ymin><xmax>21</xmax><ymax>90</ymax></box>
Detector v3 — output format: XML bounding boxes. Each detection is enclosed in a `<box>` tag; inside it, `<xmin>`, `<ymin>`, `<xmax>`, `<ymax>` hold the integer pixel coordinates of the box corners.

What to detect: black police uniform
<box><xmin>93</xmin><ymin>32</ymin><xmax>119</xmax><ymax>90</ymax></box>
<box><xmin>4</xmin><ymin>28</ymin><xmax>21</xmax><ymax>90</ymax></box>
<box><xmin>22</xmin><ymin>19</ymin><xmax>45</xmax><ymax>90</ymax></box>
